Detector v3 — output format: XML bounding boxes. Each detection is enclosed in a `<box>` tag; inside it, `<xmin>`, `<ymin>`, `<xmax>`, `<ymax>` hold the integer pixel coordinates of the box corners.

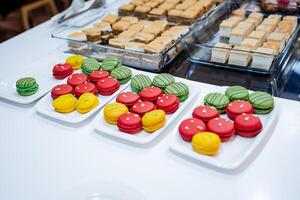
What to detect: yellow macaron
<box><xmin>52</xmin><ymin>94</ymin><xmax>77</xmax><ymax>113</ymax></box>
<box><xmin>103</xmin><ymin>102</ymin><xmax>128</xmax><ymax>125</ymax></box>
<box><xmin>76</xmin><ymin>93</ymin><xmax>99</xmax><ymax>114</ymax></box>
<box><xmin>142</xmin><ymin>109</ymin><xmax>166</xmax><ymax>133</ymax></box>
<box><xmin>66</xmin><ymin>55</ymin><xmax>84</xmax><ymax>70</ymax></box>
<box><xmin>191</xmin><ymin>132</ymin><xmax>221</xmax><ymax>156</ymax></box>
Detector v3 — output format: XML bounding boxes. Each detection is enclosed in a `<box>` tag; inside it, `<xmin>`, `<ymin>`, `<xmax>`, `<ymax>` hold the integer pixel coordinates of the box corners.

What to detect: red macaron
<box><xmin>178</xmin><ymin>118</ymin><xmax>206</xmax><ymax>142</ymax></box>
<box><xmin>207</xmin><ymin>117</ymin><xmax>235</xmax><ymax>142</ymax></box>
<box><xmin>89</xmin><ymin>70</ymin><xmax>109</xmax><ymax>84</ymax></box>
<box><xmin>74</xmin><ymin>82</ymin><xmax>97</xmax><ymax>97</ymax></box>
<box><xmin>117</xmin><ymin>112</ymin><xmax>142</xmax><ymax>134</ymax></box>
<box><xmin>139</xmin><ymin>86</ymin><xmax>163</xmax><ymax>102</ymax></box>
<box><xmin>52</xmin><ymin>63</ymin><xmax>73</xmax><ymax>79</ymax></box>
<box><xmin>51</xmin><ymin>84</ymin><xmax>73</xmax><ymax>99</ymax></box>
<box><xmin>156</xmin><ymin>94</ymin><xmax>179</xmax><ymax>114</ymax></box>
<box><xmin>226</xmin><ymin>100</ymin><xmax>254</xmax><ymax>120</ymax></box>
<box><xmin>130</xmin><ymin>101</ymin><xmax>156</xmax><ymax>117</ymax></box>
<box><xmin>192</xmin><ymin>105</ymin><xmax>220</xmax><ymax>122</ymax></box>
<box><xmin>67</xmin><ymin>73</ymin><xmax>88</xmax><ymax>87</ymax></box>
<box><xmin>116</xmin><ymin>91</ymin><xmax>140</xmax><ymax>107</ymax></box>
<box><xmin>96</xmin><ymin>77</ymin><xmax>120</xmax><ymax>96</ymax></box>
<box><xmin>234</xmin><ymin>114</ymin><xmax>263</xmax><ymax>137</ymax></box>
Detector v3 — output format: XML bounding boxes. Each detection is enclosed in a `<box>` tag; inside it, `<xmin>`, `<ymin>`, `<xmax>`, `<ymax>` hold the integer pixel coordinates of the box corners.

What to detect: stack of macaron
<box><xmin>178</xmin><ymin>85</ymin><xmax>274</xmax><ymax>156</ymax></box>
<box><xmin>50</xmin><ymin>56</ymin><xmax>132</xmax><ymax>114</ymax></box>
<box><xmin>52</xmin><ymin>55</ymin><xmax>84</xmax><ymax>80</ymax></box>
<box><xmin>102</xmin><ymin>73</ymin><xmax>190</xmax><ymax>134</ymax></box>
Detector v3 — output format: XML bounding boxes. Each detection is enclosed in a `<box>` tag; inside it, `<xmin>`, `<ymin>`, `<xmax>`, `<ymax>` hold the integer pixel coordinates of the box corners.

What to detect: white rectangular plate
<box><xmin>0</xmin><ymin>52</ymin><xmax>74</xmax><ymax>104</ymax></box>
<box><xmin>93</xmin><ymin>84</ymin><xmax>198</xmax><ymax>145</ymax></box>
<box><xmin>35</xmin><ymin>82</ymin><xmax>130</xmax><ymax>124</ymax></box>
<box><xmin>168</xmin><ymin>87</ymin><xmax>279</xmax><ymax>171</ymax></box>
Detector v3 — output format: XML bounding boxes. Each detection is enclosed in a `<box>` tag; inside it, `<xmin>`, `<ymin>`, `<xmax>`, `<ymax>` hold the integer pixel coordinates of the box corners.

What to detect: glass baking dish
<box><xmin>181</xmin><ymin>0</ymin><xmax>300</xmax><ymax>74</ymax></box>
<box><xmin>51</xmin><ymin>0</ymin><xmax>226</xmax><ymax>72</ymax></box>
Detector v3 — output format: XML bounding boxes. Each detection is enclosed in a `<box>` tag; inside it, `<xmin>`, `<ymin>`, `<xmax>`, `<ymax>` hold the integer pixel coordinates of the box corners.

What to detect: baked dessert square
<box><xmin>144</xmin><ymin>2</ymin><xmax>159</xmax><ymax>8</ymax></box>
<box><xmin>248</xmin><ymin>12</ymin><xmax>264</xmax><ymax>24</ymax></box>
<box><xmin>161</xmin><ymin>30</ymin><xmax>181</xmax><ymax>41</ymax></box>
<box><xmin>275</xmin><ymin>26</ymin><xmax>292</xmax><ymax>40</ymax></box>
<box><xmin>229</xmin><ymin>27</ymin><xmax>249</xmax><ymax>45</ymax></box>
<box><xmin>119</xmin><ymin>4</ymin><xmax>135</xmax><ymax>16</ymax></box>
<box><xmin>211</xmin><ymin>42</ymin><xmax>232</xmax><ymax>63</ymax></box>
<box><xmin>267</xmin><ymin>32</ymin><xmax>286</xmax><ymax>51</ymax></box>
<box><xmin>262</xmin><ymin>41</ymin><xmax>281</xmax><ymax>54</ymax></box>
<box><xmin>219</xmin><ymin>20</ymin><xmax>238</xmax><ymax>37</ymax></box>
<box><xmin>128</xmin><ymin>23</ymin><xmax>144</xmax><ymax>32</ymax></box>
<box><xmin>82</xmin><ymin>27</ymin><xmax>101</xmax><ymax>42</ymax></box>
<box><xmin>153</xmin><ymin>20</ymin><xmax>168</xmax><ymax>30</ymax></box>
<box><xmin>244</xmin><ymin>17</ymin><xmax>260</xmax><ymax>27</ymax></box>
<box><xmin>283</xmin><ymin>16</ymin><xmax>297</xmax><ymax>26</ymax></box>
<box><xmin>241</xmin><ymin>38</ymin><xmax>260</xmax><ymax>50</ymax></box>
<box><xmin>117</xmin><ymin>30</ymin><xmax>137</xmax><ymax>39</ymax></box>
<box><xmin>248</xmin><ymin>31</ymin><xmax>267</xmax><ymax>45</ymax></box>
<box><xmin>109</xmin><ymin>38</ymin><xmax>130</xmax><ymax>48</ymax></box>
<box><xmin>227</xmin><ymin>16</ymin><xmax>244</xmax><ymax>24</ymax></box>
<box><xmin>125</xmin><ymin>41</ymin><xmax>146</xmax><ymax>52</ymax></box>
<box><xmin>237</xmin><ymin>21</ymin><xmax>255</xmax><ymax>35</ymax></box>
<box><xmin>252</xmin><ymin>47</ymin><xmax>275</xmax><ymax>70</ymax></box>
<box><xmin>131</xmin><ymin>0</ymin><xmax>143</xmax><ymax>6</ymax></box>
<box><xmin>279</xmin><ymin>20</ymin><xmax>297</xmax><ymax>32</ymax></box>
<box><xmin>228</xmin><ymin>46</ymin><xmax>252</xmax><ymax>67</ymax></box>
<box><xmin>159</xmin><ymin>3</ymin><xmax>176</xmax><ymax>11</ymax></box>
<box><xmin>112</xmin><ymin>20</ymin><xmax>131</xmax><ymax>34</ymax></box>
<box><xmin>175</xmin><ymin>2</ymin><xmax>193</xmax><ymax>10</ymax></box>
<box><xmin>134</xmin><ymin>32</ymin><xmax>155</xmax><ymax>43</ymax></box>
<box><xmin>262</xmin><ymin>18</ymin><xmax>279</xmax><ymax>27</ymax></box>
<box><xmin>267</xmin><ymin>14</ymin><xmax>282</xmax><ymax>22</ymax></box>
<box><xmin>153</xmin><ymin>36</ymin><xmax>173</xmax><ymax>47</ymax></box>
<box><xmin>145</xmin><ymin>41</ymin><xmax>166</xmax><ymax>53</ymax></box>
<box><xmin>67</xmin><ymin>32</ymin><xmax>87</xmax><ymax>49</ymax></box>
<box><xmin>93</xmin><ymin>21</ymin><xmax>112</xmax><ymax>34</ymax></box>
<box><xmin>232</xmin><ymin>8</ymin><xmax>246</xmax><ymax>19</ymax></box>
<box><xmin>121</xmin><ymin>16</ymin><xmax>139</xmax><ymax>24</ymax></box>
<box><xmin>180</xmin><ymin>9</ymin><xmax>199</xmax><ymax>19</ymax></box>
<box><xmin>100</xmin><ymin>33</ymin><xmax>113</xmax><ymax>44</ymax></box>
<box><xmin>143</xmin><ymin>26</ymin><xmax>163</xmax><ymax>36</ymax></box>
<box><xmin>135</xmin><ymin>6</ymin><xmax>151</xmax><ymax>18</ymax></box>
<box><xmin>256</xmin><ymin>24</ymin><xmax>276</xmax><ymax>34</ymax></box>
<box><xmin>187</xmin><ymin>5</ymin><xmax>204</xmax><ymax>16</ymax></box>
<box><xmin>102</xmin><ymin>14</ymin><xmax>119</xmax><ymax>24</ymax></box>
<box><xmin>167</xmin><ymin>9</ymin><xmax>183</xmax><ymax>23</ymax></box>
<box><xmin>138</xmin><ymin>20</ymin><xmax>153</xmax><ymax>28</ymax></box>
<box><xmin>149</xmin><ymin>8</ymin><xmax>167</xmax><ymax>16</ymax></box>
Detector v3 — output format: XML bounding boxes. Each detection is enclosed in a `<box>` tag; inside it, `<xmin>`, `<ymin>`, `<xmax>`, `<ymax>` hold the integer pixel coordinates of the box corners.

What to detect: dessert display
<box><xmin>177</xmin><ymin>85</ymin><xmax>274</xmax><ymax>157</ymax></box>
<box><xmin>211</xmin><ymin>10</ymin><xmax>298</xmax><ymax>70</ymax></box>
<box><xmin>101</xmin><ymin>73</ymin><xmax>191</xmax><ymax>135</ymax></box>
<box><xmin>16</xmin><ymin>77</ymin><xmax>39</xmax><ymax>96</ymax></box>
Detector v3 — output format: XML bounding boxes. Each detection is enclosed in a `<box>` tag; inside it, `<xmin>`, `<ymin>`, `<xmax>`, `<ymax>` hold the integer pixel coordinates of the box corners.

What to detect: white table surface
<box><xmin>1</xmin><ymin>17</ymin><xmax>300</xmax><ymax>200</ymax></box>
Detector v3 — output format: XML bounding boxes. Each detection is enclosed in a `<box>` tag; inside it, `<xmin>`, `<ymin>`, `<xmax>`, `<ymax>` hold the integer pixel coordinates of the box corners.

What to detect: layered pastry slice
<box><xmin>237</xmin><ymin>21</ymin><xmax>255</xmax><ymax>34</ymax></box>
<box><xmin>144</xmin><ymin>41</ymin><xmax>167</xmax><ymax>53</ymax></box>
<box><xmin>229</xmin><ymin>27</ymin><xmax>249</xmax><ymax>45</ymax></box>
<box><xmin>219</xmin><ymin>20</ymin><xmax>238</xmax><ymax>38</ymax></box>
<box><xmin>82</xmin><ymin>27</ymin><xmax>101</xmax><ymax>43</ymax></box>
<box><xmin>256</xmin><ymin>24</ymin><xmax>276</xmax><ymax>35</ymax></box>
<box><xmin>153</xmin><ymin>36</ymin><xmax>173</xmax><ymax>48</ymax></box>
<box><xmin>119</xmin><ymin>4</ymin><xmax>135</xmax><ymax>16</ymax></box>
<box><xmin>117</xmin><ymin>30</ymin><xmax>137</xmax><ymax>40</ymax></box>
<box><xmin>262</xmin><ymin>41</ymin><xmax>281</xmax><ymax>55</ymax></box>
<box><xmin>252</xmin><ymin>47</ymin><xmax>275</xmax><ymax>70</ymax></box>
<box><xmin>276</xmin><ymin>22</ymin><xmax>293</xmax><ymax>41</ymax></box>
<box><xmin>232</xmin><ymin>8</ymin><xmax>246</xmax><ymax>19</ymax></box>
<box><xmin>262</xmin><ymin>18</ymin><xmax>279</xmax><ymax>27</ymax></box>
<box><xmin>102</xmin><ymin>14</ymin><xmax>120</xmax><ymax>25</ymax></box>
<box><xmin>109</xmin><ymin>38</ymin><xmax>129</xmax><ymax>48</ymax></box>
<box><xmin>144</xmin><ymin>1</ymin><xmax>159</xmax><ymax>8</ymax></box>
<box><xmin>120</xmin><ymin>16</ymin><xmax>139</xmax><ymax>25</ymax></box>
<box><xmin>267</xmin><ymin>32</ymin><xmax>286</xmax><ymax>52</ymax></box>
<box><xmin>134</xmin><ymin>32</ymin><xmax>155</xmax><ymax>43</ymax></box>
<box><xmin>149</xmin><ymin>8</ymin><xmax>167</xmax><ymax>20</ymax></box>
<box><xmin>167</xmin><ymin>9</ymin><xmax>183</xmax><ymax>23</ymax></box>
<box><xmin>241</xmin><ymin>38</ymin><xmax>260</xmax><ymax>50</ymax></box>
<box><xmin>211</xmin><ymin>42</ymin><xmax>232</xmax><ymax>63</ymax></box>
<box><xmin>248</xmin><ymin>12</ymin><xmax>264</xmax><ymax>25</ymax></box>
<box><xmin>112</xmin><ymin>20</ymin><xmax>131</xmax><ymax>35</ymax></box>
<box><xmin>93</xmin><ymin>21</ymin><xmax>112</xmax><ymax>34</ymax></box>
<box><xmin>248</xmin><ymin>30</ymin><xmax>267</xmax><ymax>45</ymax></box>
<box><xmin>228</xmin><ymin>46</ymin><xmax>252</xmax><ymax>67</ymax></box>
<box><xmin>125</xmin><ymin>41</ymin><xmax>146</xmax><ymax>52</ymax></box>
<box><xmin>134</xmin><ymin>6</ymin><xmax>151</xmax><ymax>19</ymax></box>
<box><xmin>180</xmin><ymin>9</ymin><xmax>199</xmax><ymax>25</ymax></box>
<box><xmin>128</xmin><ymin>23</ymin><xmax>145</xmax><ymax>32</ymax></box>
<box><xmin>283</xmin><ymin>16</ymin><xmax>298</xmax><ymax>31</ymax></box>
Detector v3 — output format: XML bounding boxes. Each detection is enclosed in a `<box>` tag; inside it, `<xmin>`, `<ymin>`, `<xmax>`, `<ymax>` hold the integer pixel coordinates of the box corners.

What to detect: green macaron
<box><xmin>204</xmin><ymin>92</ymin><xmax>230</xmax><ymax>113</ymax></box>
<box><xmin>130</xmin><ymin>74</ymin><xmax>152</xmax><ymax>93</ymax></box>
<box><xmin>101</xmin><ymin>56</ymin><xmax>121</xmax><ymax>71</ymax></box>
<box><xmin>110</xmin><ymin>66</ymin><xmax>132</xmax><ymax>84</ymax></box>
<box><xmin>225</xmin><ymin>86</ymin><xmax>249</xmax><ymax>101</ymax></box>
<box><xmin>152</xmin><ymin>73</ymin><xmax>175</xmax><ymax>89</ymax></box>
<box><xmin>164</xmin><ymin>82</ymin><xmax>189</xmax><ymax>102</ymax></box>
<box><xmin>81</xmin><ymin>58</ymin><xmax>101</xmax><ymax>75</ymax></box>
<box><xmin>249</xmin><ymin>91</ymin><xmax>274</xmax><ymax>114</ymax></box>
<box><xmin>16</xmin><ymin>77</ymin><xmax>39</xmax><ymax>96</ymax></box>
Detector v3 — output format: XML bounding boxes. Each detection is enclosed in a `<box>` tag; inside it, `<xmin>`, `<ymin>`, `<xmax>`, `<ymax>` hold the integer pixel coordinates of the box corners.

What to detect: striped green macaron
<box><xmin>16</xmin><ymin>77</ymin><xmax>39</xmax><ymax>96</ymax></box>
<box><xmin>130</xmin><ymin>74</ymin><xmax>152</xmax><ymax>93</ymax></box>
<box><xmin>110</xmin><ymin>66</ymin><xmax>132</xmax><ymax>84</ymax></box>
<box><xmin>164</xmin><ymin>82</ymin><xmax>189</xmax><ymax>102</ymax></box>
<box><xmin>81</xmin><ymin>58</ymin><xmax>101</xmax><ymax>75</ymax></box>
<box><xmin>102</xmin><ymin>56</ymin><xmax>121</xmax><ymax>71</ymax></box>
<box><xmin>204</xmin><ymin>92</ymin><xmax>230</xmax><ymax>113</ymax></box>
<box><xmin>225</xmin><ymin>86</ymin><xmax>249</xmax><ymax>101</ymax></box>
<box><xmin>152</xmin><ymin>73</ymin><xmax>175</xmax><ymax>89</ymax></box>
<box><xmin>249</xmin><ymin>91</ymin><xmax>274</xmax><ymax>114</ymax></box>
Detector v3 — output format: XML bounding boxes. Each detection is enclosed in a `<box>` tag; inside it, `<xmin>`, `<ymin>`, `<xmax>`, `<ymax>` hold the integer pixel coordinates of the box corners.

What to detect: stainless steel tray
<box><xmin>51</xmin><ymin>1</ymin><xmax>225</xmax><ymax>72</ymax></box>
<box><xmin>182</xmin><ymin>0</ymin><xmax>300</xmax><ymax>75</ymax></box>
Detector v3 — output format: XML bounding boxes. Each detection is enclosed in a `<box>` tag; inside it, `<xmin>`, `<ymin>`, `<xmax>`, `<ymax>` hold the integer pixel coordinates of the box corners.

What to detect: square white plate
<box><xmin>0</xmin><ymin>52</ymin><xmax>74</xmax><ymax>104</ymax></box>
<box><xmin>168</xmin><ymin>87</ymin><xmax>279</xmax><ymax>171</ymax></box>
<box><xmin>35</xmin><ymin>82</ymin><xmax>130</xmax><ymax>124</ymax></box>
<box><xmin>93</xmin><ymin>84</ymin><xmax>198</xmax><ymax>145</ymax></box>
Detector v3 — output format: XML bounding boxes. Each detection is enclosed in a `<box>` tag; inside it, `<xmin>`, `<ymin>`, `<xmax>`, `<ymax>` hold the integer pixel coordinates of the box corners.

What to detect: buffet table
<box><xmin>1</xmin><ymin>6</ymin><xmax>300</xmax><ymax>200</ymax></box>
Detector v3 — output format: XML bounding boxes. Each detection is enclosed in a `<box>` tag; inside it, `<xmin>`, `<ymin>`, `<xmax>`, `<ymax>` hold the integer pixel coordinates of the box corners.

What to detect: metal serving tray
<box><xmin>181</xmin><ymin>0</ymin><xmax>300</xmax><ymax>75</ymax></box>
<box><xmin>51</xmin><ymin>1</ymin><xmax>225</xmax><ymax>72</ymax></box>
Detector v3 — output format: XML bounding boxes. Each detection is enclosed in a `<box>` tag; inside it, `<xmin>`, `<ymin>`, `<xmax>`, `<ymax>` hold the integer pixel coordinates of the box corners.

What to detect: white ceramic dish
<box><xmin>93</xmin><ymin>85</ymin><xmax>198</xmax><ymax>145</ymax></box>
<box><xmin>0</xmin><ymin>52</ymin><xmax>74</xmax><ymax>104</ymax></box>
<box><xmin>168</xmin><ymin>87</ymin><xmax>279</xmax><ymax>171</ymax></box>
<box><xmin>35</xmin><ymin>82</ymin><xmax>130</xmax><ymax>124</ymax></box>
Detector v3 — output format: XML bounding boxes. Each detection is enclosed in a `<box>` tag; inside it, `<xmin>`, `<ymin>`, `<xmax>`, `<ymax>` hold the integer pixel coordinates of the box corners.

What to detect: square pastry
<box><xmin>120</xmin><ymin>16</ymin><xmax>139</xmax><ymax>24</ymax></box>
<box><xmin>145</xmin><ymin>41</ymin><xmax>166</xmax><ymax>53</ymax></box>
<box><xmin>229</xmin><ymin>27</ymin><xmax>249</xmax><ymax>45</ymax></box>
<box><xmin>232</xmin><ymin>8</ymin><xmax>246</xmax><ymax>19</ymax></box>
<box><xmin>134</xmin><ymin>32</ymin><xmax>155</xmax><ymax>43</ymax></box>
<box><xmin>262</xmin><ymin>41</ymin><xmax>281</xmax><ymax>55</ymax></box>
<box><xmin>119</xmin><ymin>4</ymin><xmax>135</xmax><ymax>15</ymax></box>
<box><xmin>93</xmin><ymin>21</ymin><xmax>112</xmax><ymax>34</ymax></box>
<box><xmin>267</xmin><ymin>32</ymin><xmax>286</xmax><ymax>51</ymax></box>
<box><xmin>112</xmin><ymin>21</ymin><xmax>131</xmax><ymax>34</ymax></box>
<box><xmin>117</xmin><ymin>30</ymin><xmax>137</xmax><ymax>39</ymax></box>
<box><xmin>241</xmin><ymin>38</ymin><xmax>260</xmax><ymax>50</ymax></box>
<box><xmin>237</xmin><ymin>21</ymin><xmax>255</xmax><ymax>34</ymax></box>
<box><xmin>125</xmin><ymin>41</ymin><xmax>145</xmax><ymax>52</ymax></box>
<box><xmin>228</xmin><ymin>46</ymin><xmax>252</xmax><ymax>67</ymax></box>
<box><xmin>248</xmin><ymin>31</ymin><xmax>267</xmax><ymax>45</ymax></box>
<box><xmin>248</xmin><ymin>12</ymin><xmax>264</xmax><ymax>24</ymax></box>
<box><xmin>109</xmin><ymin>38</ymin><xmax>129</xmax><ymax>48</ymax></box>
<box><xmin>262</xmin><ymin>18</ymin><xmax>279</xmax><ymax>27</ymax></box>
<box><xmin>102</xmin><ymin>14</ymin><xmax>119</xmax><ymax>24</ymax></box>
<box><xmin>256</xmin><ymin>24</ymin><xmax>276</xmax><ymax>35</ymax></box>
<box><xmin>211</xmin><ymin>42</ymin><xmax>232</xmax><ymax>63</ymax></box>
<box><xmin>219</xmin><ymin>20</ymin><xmax>238</xmax><ymax>38</ymax></box>
<box><xmin>252</xmin><ymin>47</ymin><xmax>275</xmax><ymax>70</ymax></box>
